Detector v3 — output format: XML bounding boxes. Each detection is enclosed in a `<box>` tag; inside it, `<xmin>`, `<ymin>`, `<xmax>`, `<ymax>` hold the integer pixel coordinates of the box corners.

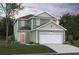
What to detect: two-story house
<box><xmin>14</xmin><ymin>12</ymin><xmax>66</xmax><ymax>44</ymax></box>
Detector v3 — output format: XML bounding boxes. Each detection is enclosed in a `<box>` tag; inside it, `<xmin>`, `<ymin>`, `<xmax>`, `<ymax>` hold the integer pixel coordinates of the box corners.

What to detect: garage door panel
<box><xmin>39</xmin><ymin>32</ymin><xmax>63</xmax><ymax>44</ymax></box>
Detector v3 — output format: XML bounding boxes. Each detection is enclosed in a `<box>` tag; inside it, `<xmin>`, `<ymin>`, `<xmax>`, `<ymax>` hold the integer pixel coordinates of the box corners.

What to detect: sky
<box><xmin>11</xmin><ymin>3</ymin><xmax>79</xmax><ymax>19</ymax></box>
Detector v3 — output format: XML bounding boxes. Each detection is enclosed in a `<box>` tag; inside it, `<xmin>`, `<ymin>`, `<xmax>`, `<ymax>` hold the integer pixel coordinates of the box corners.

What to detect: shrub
<box><xmin>29</xmin><ymin>42</ymin><xmax>34</xmax><ymax>44</ymax></box>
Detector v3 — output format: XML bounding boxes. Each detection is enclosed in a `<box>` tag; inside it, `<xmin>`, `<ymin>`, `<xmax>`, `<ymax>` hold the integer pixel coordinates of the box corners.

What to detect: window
<box><xmin>21</xmin><ymin>21</ymin><xmax>25</xmax><ymax>26</ymax></box>
<box><xmin>36</xmin><ymin>19</ymin><xmax>40</xmax><ymax>26</ymax></box>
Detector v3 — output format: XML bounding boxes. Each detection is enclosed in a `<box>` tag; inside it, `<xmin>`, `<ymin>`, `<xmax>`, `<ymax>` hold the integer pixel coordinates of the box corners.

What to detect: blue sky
<box><xmin>14</xmin><ymin>3</ymin><xmax>79</xmax><ymax>19</ymax></box>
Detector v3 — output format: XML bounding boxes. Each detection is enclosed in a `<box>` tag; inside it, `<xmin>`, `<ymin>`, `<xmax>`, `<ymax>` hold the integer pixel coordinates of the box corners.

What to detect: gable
<box><xmin>36</xmin><ymin>12</ymin><xmax>54</xmax><ymax>18</ymax></box>
<box><xmin>34</xmin><ymin>21</ymin><xmax>66</xmax><ymax>31</ymax></box>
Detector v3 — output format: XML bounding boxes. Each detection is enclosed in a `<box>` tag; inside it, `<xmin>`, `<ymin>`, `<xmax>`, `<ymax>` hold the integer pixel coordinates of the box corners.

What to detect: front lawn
<box><xmin>71</xmin><ymin>40</ymin><xmax>79</xmax><ymax>47</ymax></box>
<box><xmin>65</xmin><ymin>40</ymin><xmax>79</xmax><ymax>47</ymax></box>
<box><xmin>0</xmin><ymin>43</ymin><xmax>56</xmax><ymax>55</ymax></box>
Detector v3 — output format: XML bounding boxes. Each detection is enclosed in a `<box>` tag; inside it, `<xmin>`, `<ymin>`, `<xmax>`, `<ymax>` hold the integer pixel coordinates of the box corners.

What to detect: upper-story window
<box><xmin>21</xmin><ymin>21</ymin><xmax>25</xmax><ymax>26</ymax></box>
<box><xmin>36</xmin><ymin>19</ymin><xmax>40</xmax><ymax>26</ymax></box>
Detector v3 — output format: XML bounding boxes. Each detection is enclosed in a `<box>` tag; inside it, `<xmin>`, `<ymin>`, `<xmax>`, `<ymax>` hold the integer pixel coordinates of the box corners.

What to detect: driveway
<box><xmin>45</xmin><ymin>44</ymin><xmax>79</xmax><ymax>53</ymax></box>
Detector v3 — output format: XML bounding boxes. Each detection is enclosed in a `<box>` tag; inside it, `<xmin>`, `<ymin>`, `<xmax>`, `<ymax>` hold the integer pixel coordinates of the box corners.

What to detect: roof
<box><xmin>35</xmin><ymin>12</ymin><xmax>55</xmax><ymax>18</ymax></box>
<box><xmin>17</xmin><ymin>12</ymin><xmax>56</xmax><ymax>20</ymax></box>
<box><xmin>15</xmin><ymin>12</ymin><xmax>57</xmax><ymax>23</ymax></box>
<box><xmin>17</xmin><ymin>14</ymin><xmax>34</xmax><ymax>20</ymax></box>
<box><xmin>33</xmin><ymin>20</ymin><xmax>67</xmax><ymax>31</ymax></box>
<box><xmin>14</xmin><ymin>14</ymin><xmax>34</xmax><ymax>23</ymax></box>
<box><xmin>33</xmin><ymin>22</ymin><xmax>47</xmax><ymax>29</ymax></box>
<box><xmin>19</xmin><ymin>26</ymin><xmax>31</xmax><ymax>30</ymax></box>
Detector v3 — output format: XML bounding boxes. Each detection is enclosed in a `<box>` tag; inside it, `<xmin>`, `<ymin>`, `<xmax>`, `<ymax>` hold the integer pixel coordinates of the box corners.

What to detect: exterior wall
<box><xmin>25</xmin><ymin>20</ymin><xmax>31</xmax><ymax>27</ymax></box>
<box><xmin>14</xmin><ymin>21</ymin><xmax>19</xmax><ymax>41</ymax></box>
<box><xmin>37</xmin><ymin>22</ymin><xmax>64</xmax><ymax>31</ymax></box>
<box><xmin>30</xmin><ymin>31</ymin><xmax>37</xmax><ymax>43</ymax></box>
<box><xmin>31</xmin><ymin>18</ymin><xmax>50</xmax><ymax>29</ymax></box>
<box><xmin>33</xmin><ymin>18</ymin><xmax>36</xmax><ymax>28</ymax></box>
<box><xmin>14</xmin><ymin>20</ymin><xmax>31</xmax><ymax>42</ymax></box>
<box><xmin>26</xmin><ymin>31</ymin><xmax>31</xmax><ymax>43</ymax></box>
<box><xmin>18</xmin><ymin>20</ymin><xmax>31</xmax><ymax>29</ymax></box>
<box><xmin>27</xmin><ymin>20</ymin><xmax>31</xmax><ymax>27</ymax></box>
<box><xmin>21</xmin><ymin>21</ymin><xmax>25</xmax><ymax>26</ymax></box>
<box><xmin>40</xmin><ymin>19</ymin><xmax>49</xmax><ymax>25</ymax></box>
<box><xmin>37</xmin><ymin>12</ymin><xmax>52</xmax><ymax>17</ymax></box>
<box><xmin>31</xmin><ymin>19</ymin><xmax>33</xmax><ymax>29</ymax></box>
<box><xmin>18</xmin><ymin>20</ymin><xmax>21</xmax><ymax>29</ymax></box>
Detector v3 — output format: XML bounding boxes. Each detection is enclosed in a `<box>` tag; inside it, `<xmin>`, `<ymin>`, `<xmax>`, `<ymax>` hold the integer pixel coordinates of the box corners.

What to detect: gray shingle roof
<box><xmin>18</xmin><ymin>14</ymin><xmax>34</xmax><ymax>19</ymax></box>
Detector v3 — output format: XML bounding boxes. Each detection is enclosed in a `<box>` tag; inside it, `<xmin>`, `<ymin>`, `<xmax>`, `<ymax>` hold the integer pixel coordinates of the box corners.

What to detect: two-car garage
<box><xmin>34</xmin><ymin>21</ymin><xmax>66</xmax><ymax>44</ymax></box>
<box><xmin>39</xmin><ymin>31</ymin><xmax>65</xmax><ymax>44</ymax></box>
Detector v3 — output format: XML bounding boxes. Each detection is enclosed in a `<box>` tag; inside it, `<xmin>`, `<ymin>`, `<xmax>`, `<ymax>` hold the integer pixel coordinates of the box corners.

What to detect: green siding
<box><xmin>30</xmin><ymin>31</ymin><xmax>36</xmax><ymax>43</ymax></box>
<box><xmin>18</xmin><ymin>21</ymin><xmax>21</xmax><ymax>29</ymax></box>
<box><xmin>14</xmin><ymin>21</ymin><xmax>17</xmax><ymax>41</ymax></box>
<box><xmin>31</xmin><ymin>18</ymin><xmax>50</xmax><ymax>28</ymax></box>
<box><xmin>25</xmin><ymin>32</ymin><xmax>29</xmax><ymax>43</ymax></box>
<box><xmin>27</xmin><ymin>20</ymin><xmax>31</xmax><ymax>27</ymax></box>
<box><xmin>33</xmin><ymin>18</ymin><xmax>36</xmax><ymax>28</ymax></box>
<box><xmin>40</xmin><ymin>19</ymin><xmax>49</xmax><ymax>25</ymax></box>
<box><xmin>14</xmin><ymin>21</ymin><xmax>19</xmax><ymax>41</ymax></box>
<box><xmin>18</xmin><ymin>20</ymin><xmax>31</xmax><ymax>29</ymax></box>
<box><xmin>25</xmin><ymin>21</ymin><xmax>28</xmax><ymax>26</ymax></box>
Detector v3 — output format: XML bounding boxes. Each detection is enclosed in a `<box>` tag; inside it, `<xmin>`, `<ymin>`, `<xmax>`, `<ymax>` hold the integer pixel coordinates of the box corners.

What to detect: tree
<box><xmin>0</xmin><ymin>3</ymin><xmax>24</xmax><ymax>47</ymax></box>
<box><xmin>0</xmin><ymin>17</ymin><xmax>13</xmax><ymax>39</ymax></box>
<box><xmin>60</xmin><ymin>13</ymin><xmax>79</xmax><ymax>41</ymax></box>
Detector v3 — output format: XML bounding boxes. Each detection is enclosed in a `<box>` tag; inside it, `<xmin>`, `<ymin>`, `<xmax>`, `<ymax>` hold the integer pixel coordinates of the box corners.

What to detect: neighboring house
<box><xmin>14</xmin><ymin>12</ymin><xmax>66</xmax><ymax>44</ymax></box>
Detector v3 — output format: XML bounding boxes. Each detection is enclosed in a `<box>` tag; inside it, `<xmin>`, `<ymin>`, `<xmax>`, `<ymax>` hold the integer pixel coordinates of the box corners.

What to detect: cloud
<box><xmin>15</xmin><ymin>3</ymin><xmax>79</xmax><ymax>19</ymax></box>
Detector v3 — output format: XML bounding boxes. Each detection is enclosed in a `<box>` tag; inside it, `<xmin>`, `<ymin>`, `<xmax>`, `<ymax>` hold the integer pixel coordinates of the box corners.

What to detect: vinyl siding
<box><xmin>25</xmin><ymin>20</ymin><xmax>31</xmax><ymax>27</ymax></box>
<box><xmin>14</xmin><ymin>21</ymin><xmax>19</xmax><ymax>41</ymax></box>
<box><xmin>40</xmin><ymin>19</ymin><xmax>49</xmax><ymax>25</ymax></box>
<box><xmin>30</xmin><ymin>31</ymin><xmax>36</xmax><ymax>43</ymax></box>
<box><xmin>18</xmin><ymin>21</ymin><xmax>21</xmax><ymax>29</ymax></box>
<box><xmin>18</xmin><ymin>20</ymin><xmax>31</xmax><ymax>29</ymax></box>
<box><xmin>27</xmin><ymin>20</ymin><xmax>31</xmax><ymax>27</ymax></box>
<box><xmin>32</xmin><ymin>18</ymin><xmax>50</xmax><ymax>28</ymax></box>
<box><xmin>26</xmin><ymin>32</ymin><xmax>31</xmax><ymax>43</ymax></box>
<box><xmin>33</xmin><ymin>18</ymin><xmax>36</xmax><ymax>28</ymax></box>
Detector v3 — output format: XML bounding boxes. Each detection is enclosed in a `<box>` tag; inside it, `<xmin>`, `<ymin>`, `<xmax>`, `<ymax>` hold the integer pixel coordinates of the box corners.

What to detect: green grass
<box><xmin>65</xmin><ymin>40</ymin><xmax>79</xmax><ymax>47</ymax></box>
<box><xmin>71</xmin><ymin>40</ymin><xmax>79</xmax><ymax>47</ymax></box>
<box><xmin>0</xmin><ymin>43</ymin><xmax>56</xmax><ymax>55</ymax></box>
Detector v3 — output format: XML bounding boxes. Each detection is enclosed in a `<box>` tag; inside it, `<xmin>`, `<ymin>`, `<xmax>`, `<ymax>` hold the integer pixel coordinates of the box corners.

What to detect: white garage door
<box><xmin>39</xmin><ymin>32</ymin><xmax>64</xmax><ymax>44</ymax></box>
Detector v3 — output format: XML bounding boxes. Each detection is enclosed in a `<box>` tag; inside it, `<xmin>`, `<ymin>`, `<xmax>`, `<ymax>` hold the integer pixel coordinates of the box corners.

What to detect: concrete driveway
<box><xmin>45</xmin><ymin>44</ymin><xmax>79</xmax><ymax>53</ymax></box>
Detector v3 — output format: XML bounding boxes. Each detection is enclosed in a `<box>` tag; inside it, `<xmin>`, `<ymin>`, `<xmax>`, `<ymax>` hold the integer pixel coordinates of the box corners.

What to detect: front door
<box><xmin>20</xmin><ymin>32</ymin><xmax>26</xmax><ymax>44</ymax></box>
